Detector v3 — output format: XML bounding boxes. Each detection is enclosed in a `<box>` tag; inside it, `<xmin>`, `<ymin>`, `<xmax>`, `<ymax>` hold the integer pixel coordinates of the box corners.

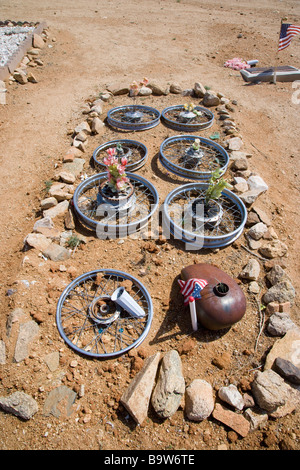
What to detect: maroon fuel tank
<box><xmin>180</xmin><ymin>263</ymin><xmax>247</xmax><ymax>330</ymax></box>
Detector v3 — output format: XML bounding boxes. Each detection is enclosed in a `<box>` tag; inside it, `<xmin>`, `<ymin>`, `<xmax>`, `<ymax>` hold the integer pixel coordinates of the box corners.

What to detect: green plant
<box><xmin>205</xmin><ymin>169</ymin><xmax>232</xmax><ymax>205</ymax></box>
<box><xmin>66</xmin><ymin>235</ymin><xmax>82</xmax><ymax>249</ymax></box>
<box><xmin>43</xmin><ymin>180</ymin><xmax>53</xmax><ymax>193</ymax></box>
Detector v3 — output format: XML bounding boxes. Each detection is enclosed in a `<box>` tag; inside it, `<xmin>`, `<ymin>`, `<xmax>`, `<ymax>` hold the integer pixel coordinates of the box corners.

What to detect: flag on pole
<box><xmin>278</xmin><ymin>23</ymin><xmax>300</xmax><ymax>51</ymax></box>
<box><xmin>178</xmin><ymin>278</ymin><xmax>208</xmax><ymax>305</ymax></box>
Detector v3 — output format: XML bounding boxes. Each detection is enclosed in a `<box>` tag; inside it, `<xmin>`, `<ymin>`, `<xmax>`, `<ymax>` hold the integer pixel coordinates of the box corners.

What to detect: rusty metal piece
<box><xmin>181</xmin><ymin>263</ymin><xmax>246</xmax><ymax>330</ymax></box>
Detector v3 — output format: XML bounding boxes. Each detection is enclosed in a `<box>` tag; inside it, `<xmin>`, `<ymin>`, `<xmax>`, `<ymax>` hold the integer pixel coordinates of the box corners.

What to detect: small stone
<box><xmin>13</xmin><ymin>70</ymin><xmax>27</xmax><ymax>84</ymax></box>
<box><xmin>274</xmin><ymin>357</ymin><xmax>300</xmax><ymax>385</ymax></box>
<box><xmin>43</xmin><ymin>200</ymin><xmax>69</xmax><ymax>219</ymax></box>
<box><xmin>248</xmin><ymin>222</ymin><xmax>268</xmax><ymax>240</ymax></box>
<box><xmin>251</xmin><ymin>369</ymin><xmax>291</xmax><ymax>413</ymax></box>
<box><xmin>0</xmin><ymin>340</ymin><xmax>6</xmax><ymax>365</ymax></box>
<box><xmin>267</xmin><ymin>312</ymin><xmax>298</xmax><ymax>337</ymax></box>
<box><xmin>202</xmin><ymin>92</ymin><xmax>220</xmax><ymax>107</ymax></box>
<box><xmin>244</xmin><ymin>407</ymin><xmax>268</xmax><ymax>431</ymax></box>
<box><xmin>193</xmin><ymin>82</ymin><xmax>206</xmax><ymax>98</ymax></box>
<box><xmin>147</xmin><ymin>80</ymin><xmax>170</xmax><ymax>96</ymax></box>
<box><xmin>212</xmin><ymin>352</ymin><xmax>231</xmax><ymax>369</ymax></box>
<box><xmin>41</xmin><ymin>197</ymin><xmax>58</xmax><ymax>210</ymax></box>
<box><xmin>227</xmin><ymin>137</ymin><xmax>243</xmax><ymax>151</ymax></box>
<box><xmin>25</xmin><ymin>233</ymin><xmax>51</xmax><ymax>252</ymax></box>
<box><xmin>247</xmin><ymin>175</ymin><xmax>268</xmax><ymax>194</ymax></box>
<box><xmin>106</xmin><ymin>82</ymin><xmax>129</xmax><ymax>95</ymax></box>
<box><xmin>14</xmin><ymin>320</ymin><xmax>40</xmax><ymax>362</ymax></box>
<box><xmin>266</xmin><ymin>265</ymin><xmax>291</xmax><ymax>286</ymax></box>
<box><xmin>185</xmin><ymin>379</ymin><xmax>215</xmax><ymax>421</ymax></box>
<box><xmin>43</xmin><ymin>243</ymin><xmax>71</xmax><ymax>262</ymax></box>
<box><xmin>170</xmin><ymin>82</ymin><xmax>182</xmax><ymax>94</ymax></box>
<box><xmin>218</xmin><ymin>384</ymin><xmax>244</xmax><ymax>410</ymax></box>
<box><xmin>263</xmin><ymin>280</ymin><xmax>295</xmax><ymax>305</ymax></box>
<box><xmin>74</xmin><ymin>121</ymin><xmax>91</xmax><ymax>135</ymax></box>
<box><xmin>232</xmin><ymin>157</ymin><xmax>248</xmax><ymax>171</ymax></box>
<box><xmin>32</xmin><ymin>34</ymin><xmax>45</xmax><ymax>48</ymax></box>
<box><xmin>43</xmin><ymin>386</ymin><xmax>77</xmax><ymax>418</ymax></box>
<box><xmin>240</xmin><ymin>258</ymin><xmax>260</xmax><ymax>281</ymax></box>
<box><xmin>138</xmin><ymin>86</ymin><xmax>152</xmax><ymax>96</ymax></box>
<box><xmin>91</xmin><ymin>117</ymin><xmax>104</xmax><ymax>134</ymax></box>
<box><xmin>58</xmin><ymin>171</ymin><xmax>76</xmax><ymax>184</ymax></box>
<box><xmin>249</xmin><ymin>281</ymin><xmax>260</xmax><ymax>294</ymax></box>
<box><xmin>44</xmin><ymin>351</ymin><xmax>60</xmax><ymax>372</ymax></box>
<box><xmin>259</xmin><ymin>240</ymin><xmax>288</xmax><ymax>259</ymax></box>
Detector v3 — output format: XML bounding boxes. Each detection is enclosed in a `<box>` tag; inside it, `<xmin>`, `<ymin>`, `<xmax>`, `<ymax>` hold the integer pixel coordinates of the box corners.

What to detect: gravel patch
<box><xmin>0</xmin><ymin>25</ymin><xmax>35</xmax><ymax>67</ymax></box>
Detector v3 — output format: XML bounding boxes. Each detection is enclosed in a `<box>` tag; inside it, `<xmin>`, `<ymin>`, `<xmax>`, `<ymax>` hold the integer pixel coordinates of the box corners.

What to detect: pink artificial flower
<box><xmin>141</xmin><ymin>77</ymin><xmax>149</xmax><ymax>86</ymax></box>
<box><xmin>117</xmin><ymin>164</ymin><xmax>126</xmax><ymax>175</ymax></box>
<box><xmin>107</xmin><ymin>147</ymin><xmax>116</xmax><ymax>157</ymax></box>
<box><xmin>121</xmin><ymin>157</ymin><xmax>128</xmax><ymax>166</ymax></box>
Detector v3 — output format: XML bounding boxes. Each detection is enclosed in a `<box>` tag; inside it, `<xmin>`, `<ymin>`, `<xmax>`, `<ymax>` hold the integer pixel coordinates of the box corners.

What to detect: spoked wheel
<box><xmin>161</xmin><ymin>105</ymin><xmax>214</xmax><ymax>131</ymax></box>
<box><xmin>162</xmin><ymin>183</ymin><xmax>247</xmax><ymax>249</ymax></box>
<box><xmin>72</xmin><ymin>172</ymin><xmax>159</xmax><ymax>238</ymax></box>
<box><xmin>56</xmin><ymin>269</ymin><xmax>153</xmax><ymax>358</ymax></box>
<box><xmin>92</xmin><ymin>139</ymin><xmax>148</xmax><ymax>172</ymax></box>
<box><xmin>159</xmin><ymin>135</ymin><xmax>229</xmax><ymax>180</ymax></box>
<box><xmin>107</xmin><ymin>105</ymin><xmax>161</xmax><ymax>131</ymax></box>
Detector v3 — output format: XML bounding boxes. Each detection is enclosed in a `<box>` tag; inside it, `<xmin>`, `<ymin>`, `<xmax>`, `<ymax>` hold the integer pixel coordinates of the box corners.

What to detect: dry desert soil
<box><xmin>0</xmin><ymin>0</ymin><xmax>299</xmax><ymax>452</ymax></box>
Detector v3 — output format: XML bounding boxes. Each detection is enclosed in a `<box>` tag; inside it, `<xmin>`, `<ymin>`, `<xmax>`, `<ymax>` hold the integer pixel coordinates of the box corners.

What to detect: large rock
<box><xmin>264</xmin><ymin>328</ymin><xmax>300</xmax><ymax>370</ymax></box>
<box><xmin>121</xmin><ymin>352</ymin><xmax>161</xmax><ymax>424</ymax></box>
<box><xmin>185</xmin><ymin>379</ymin><xmax>214</xmax><ymax>421</ymax></box>
<box><xmin>151</xmin><ymin>350</ymin><xmax>185</xmax><ymax>418</ymax></box>
<box><xmin>251</xmin><ymin>369</ymin><xmax>289</xmax><ymax>413</ymax></box>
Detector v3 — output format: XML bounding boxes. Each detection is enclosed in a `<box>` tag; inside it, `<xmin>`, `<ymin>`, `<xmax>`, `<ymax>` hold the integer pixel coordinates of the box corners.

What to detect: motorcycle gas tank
<box><xmin>181</xmin><ymin>263</ymin><xmax>247</xmax><ymax>330</ymax></box>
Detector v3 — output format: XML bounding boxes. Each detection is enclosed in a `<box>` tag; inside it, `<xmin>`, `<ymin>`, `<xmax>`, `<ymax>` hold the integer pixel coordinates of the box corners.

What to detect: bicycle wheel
<box><xmin>162</xmin><ymin>183</ymin><xmax>247</xmax><ymax>249</ymax></box>
<box><xmin>159</xmin><ymin>135</ymin><xmax>229</xmax><ymax>180</ymax></box>
<box><xmin>72</xmin><ymin>172</ymin><xmax>159</xmax><ymax>238</ymax></box>
<box><xmin>107</xmin><ymin>105</ymin><xmax>161</xmax><ymax>131</ymax></box>
<box><xmin>161</xmin><ymin>105</ymin><xmax>214</xmax><ymax>131</ymax></box>
<box><xmin>56</xmin><ymin>269</ymin><xmax>153</xmax><ymax>358</ymax></box>
<box><xmin>92</xmin><ymin>139</ymin><xmax>148</xmax><ymax>172</ymax></box>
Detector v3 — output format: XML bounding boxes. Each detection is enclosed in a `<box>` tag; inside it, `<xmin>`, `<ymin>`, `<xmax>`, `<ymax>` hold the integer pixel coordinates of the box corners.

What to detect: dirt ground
<box><xmin>0</xmin><ymin>0</ymin><xmax>299</xmax><ymax>452</ymax></box>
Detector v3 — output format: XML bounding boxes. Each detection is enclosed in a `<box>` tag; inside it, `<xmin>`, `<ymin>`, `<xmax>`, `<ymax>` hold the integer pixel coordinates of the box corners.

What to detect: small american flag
<box><xmin>178</xmin><ymin>278</ymin><xmax>208</xmax><ymax>305</ymax></box>
<box><xmin>278</xmin><ymin>23</ymin><xmax>300</xmax><ymax>51</ymax></box>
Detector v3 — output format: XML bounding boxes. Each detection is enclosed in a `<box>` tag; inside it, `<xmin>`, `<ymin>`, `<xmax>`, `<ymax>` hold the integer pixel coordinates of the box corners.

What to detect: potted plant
<box><xmin>99</xmin><ymin>146</ymin><xmax>134</xmax><ymax>205</ymax></box>
<box><xmin>179</xmin><ymin>102</ymin><xmax>203</xmax><ymax>122</ymax></box>
<box><xmin>191</xmin><ymin>169</ymin><xmax>232</xmax><ymax>225</ymax></box>
<box><xmin>183</xmin><ymin>138</ymin><xmax>204</xmax><ymax>167</ymax></box>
